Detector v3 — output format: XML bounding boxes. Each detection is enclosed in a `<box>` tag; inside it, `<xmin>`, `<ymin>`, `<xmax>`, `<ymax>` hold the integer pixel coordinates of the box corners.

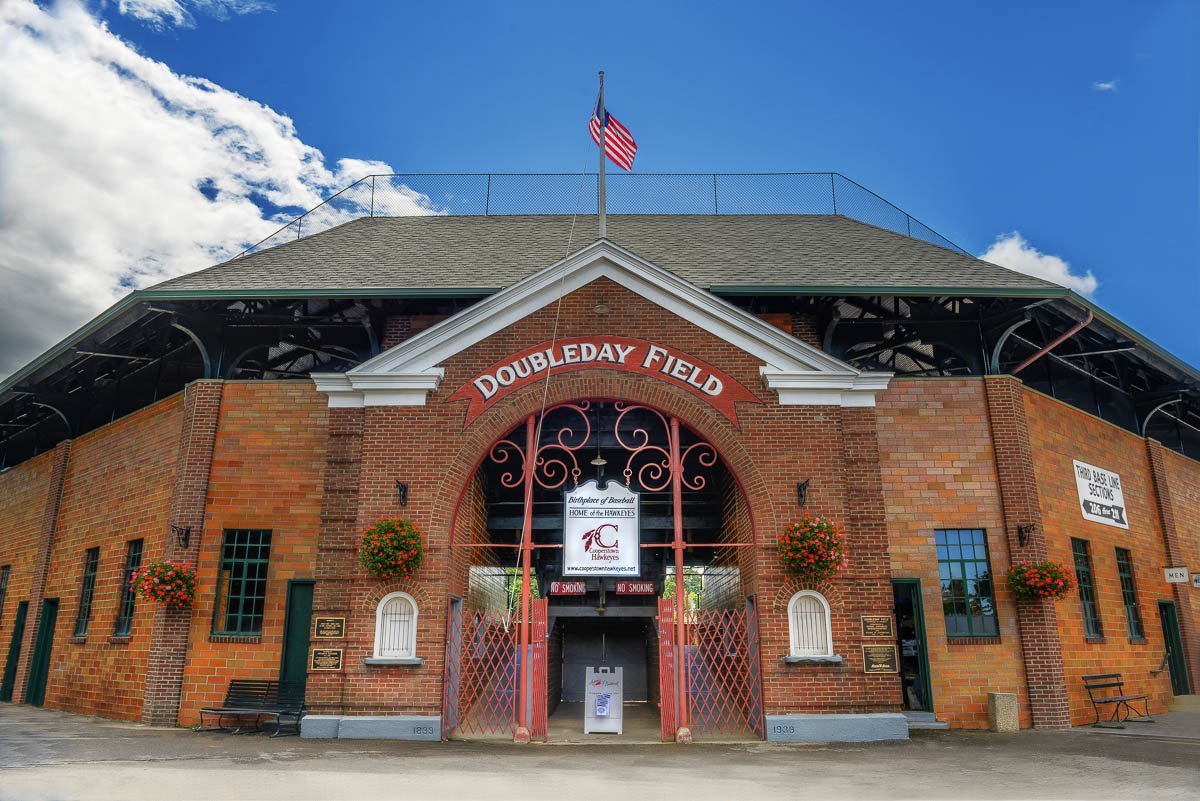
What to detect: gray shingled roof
<box><xmin>149</xmin><ymin>214</ymin><xmax>1059</xmax><ymax>295</ymax></box>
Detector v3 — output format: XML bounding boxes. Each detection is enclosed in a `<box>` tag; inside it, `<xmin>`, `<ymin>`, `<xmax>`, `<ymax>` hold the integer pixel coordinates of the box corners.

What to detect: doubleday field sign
<box><xmin>563</xmin><ymin>479</ymin><xmax>640</xmax><ymax>576</ymax></box>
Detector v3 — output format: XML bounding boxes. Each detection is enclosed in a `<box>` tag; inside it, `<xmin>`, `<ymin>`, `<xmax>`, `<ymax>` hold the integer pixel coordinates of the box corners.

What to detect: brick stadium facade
<box><xmin>0</xmin><ymin>214</ymin><xmax>1196</xmax><ymax>742</ymax></box>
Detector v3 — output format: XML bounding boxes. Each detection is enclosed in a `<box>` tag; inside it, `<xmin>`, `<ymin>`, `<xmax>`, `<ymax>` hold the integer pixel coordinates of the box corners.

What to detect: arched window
<box><xmin>374</xmin><ymin>592</ymin><xmax>418</xmax><ymax>659</ymax></box>
<box><xmin>788</xmin><ymin>590</ymin><xmax>833</xmax><ymax>657</ymax></box>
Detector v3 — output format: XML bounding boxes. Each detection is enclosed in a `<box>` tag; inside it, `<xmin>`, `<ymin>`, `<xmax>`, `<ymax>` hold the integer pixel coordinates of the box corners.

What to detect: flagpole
<box><xmin>598</xmin><ymin>70</ymin><xmax>607</xmax><ymax>239</ymax></box>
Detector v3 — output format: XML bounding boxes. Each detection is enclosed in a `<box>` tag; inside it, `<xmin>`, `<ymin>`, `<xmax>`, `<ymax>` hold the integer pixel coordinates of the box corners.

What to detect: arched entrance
<box><xmin>442</xmin><ymin>400</ymin><xmax>764</xmax><ymax>742</ymax></box>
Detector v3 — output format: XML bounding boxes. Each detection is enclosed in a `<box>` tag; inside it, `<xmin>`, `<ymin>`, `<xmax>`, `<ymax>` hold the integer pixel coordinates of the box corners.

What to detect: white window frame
<box><xmin>373</xmin><ymin>591</ymin><xmax>418</xmax><ymax>659</ymax></box>
<box><xmin>787</xmin><ymin>590</ymin><xmax>833</xmax><ymax>657</ymax></box>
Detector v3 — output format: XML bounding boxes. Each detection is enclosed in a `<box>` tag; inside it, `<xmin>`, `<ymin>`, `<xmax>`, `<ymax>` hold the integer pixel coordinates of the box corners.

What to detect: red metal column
<box><xmin>669</xmin><ymin>416</ymin><xmax>693</xmax><ymax>743</ymax></box>
<box><xmin>514</xmin><ymin>415</ymin><xmax>537</xmax><ymax>744</ymax></box>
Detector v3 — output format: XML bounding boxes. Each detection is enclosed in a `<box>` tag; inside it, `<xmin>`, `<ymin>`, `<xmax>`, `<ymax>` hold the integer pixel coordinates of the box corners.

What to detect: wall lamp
<box><xmin>395</xmin><ymin>479</ymin><xmax>409</xmax><ymax>507</ymax></box>
<box><xmin>170</xmin><ymin>525</ymin><xmax>191</xmax><ymax>550</ymax></box>
<box><xmin>796</xmin><ymin>480</ymin><xmax>811</xmax><ymax>507</ymax></box>
<box><xmin>1016</xmin><ymin>523</ymin><xmax>1038</xmax><ymax>548</ymax></box>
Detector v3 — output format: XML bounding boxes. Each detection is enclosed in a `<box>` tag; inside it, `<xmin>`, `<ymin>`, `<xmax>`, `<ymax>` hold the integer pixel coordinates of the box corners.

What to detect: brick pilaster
<box><xmin>11</xmin><ymin>440</ymin><xmax>71</xmax><ymax>704</ymax></box>
<box><xmin>1145</xmin><ymin>439</ymin><xmax>1199</xmax><ymax>692</ymax></box>
<box><xmin>841</xmin><ymin>406</ymin><xmax>902</xmax><ymax>709</ymax></box>
<box><xmin>984</xmin><ymin>375</ymin><xmax>1071</xmax><ymax>729</ymax></box>
<box><xmin>307</xmin><ymin>406</ymin><xmax>365</xmax><ymax>715</ymax></box>
<box><xmin>381</xmin><ymin>315</ymin><xmax>450</xmax><ymax>350</ymax></box>
<box><xmin>141</xmin><ymin>381</ymin><xmax>224</xmax><ymax>725</ymax></box>
<box><xmin>381</xmin><ymin>316</ymin><xmax>413</xmax><ymax>350</ymax></box>
<box><xmin>790</xmin><ymin>313</ymin><xmax>823</xmax><ymax>350</ymax></box>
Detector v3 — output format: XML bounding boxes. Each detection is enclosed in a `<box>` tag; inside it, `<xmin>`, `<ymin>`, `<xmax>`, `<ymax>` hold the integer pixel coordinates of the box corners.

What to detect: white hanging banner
<box><xmin>563</xmin><ymin>479</ymin><xmax>640</xmax><ymax>576</ymax></box>
<box><xmin>1073</xmin><ymin>459</ymin><xmax>1129</xmax><ymax>530</ymax></box>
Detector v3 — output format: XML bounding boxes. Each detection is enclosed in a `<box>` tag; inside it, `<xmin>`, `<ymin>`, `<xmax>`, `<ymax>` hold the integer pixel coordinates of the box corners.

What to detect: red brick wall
<box><xmin>41</xmin><ymin>397</ymin><xmax>184</xmax><ymax>720</ymax></box>
<box><xmin>1156</xmin><ymin>446</ymin><xmax>1200</xmax><ymax>691</ymax></box>
<box><xmin>0</xmin><ymin>449</ymin><xmax>56</xmax><ymax>691</ymax></box>
<box><xmin>1023</xmin><ymin>389</ymin><xmax>1176</xmax><ymax>724</ymax></box>
<box><xmin>878</xmin><ymin>378</ymin><xmax>1030</xmax><ymax>729</ymax></box>
<box><xmin>177</xmin><ymin>382</ymin><xmax>327</xmax><ymax>726</ymax></box>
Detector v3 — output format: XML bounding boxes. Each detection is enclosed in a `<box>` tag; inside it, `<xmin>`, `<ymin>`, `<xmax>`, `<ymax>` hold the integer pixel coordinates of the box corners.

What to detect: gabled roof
<box><xmin>311</xmin><ymin>240</ymin><xmax>892</xmax><ymax>409</ymax></box>
<box><xmin>148</xmin><ymin>214</ymin><xmax>1060</xmax><ymax>297</ymax></box>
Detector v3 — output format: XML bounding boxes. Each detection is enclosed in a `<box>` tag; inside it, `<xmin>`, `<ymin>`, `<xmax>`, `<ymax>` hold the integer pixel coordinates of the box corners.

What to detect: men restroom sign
<box><xmin>1073</xmin><ymin>459</ymin><xmax>1129</xmax><ymax>529</ymax></box>
<box><xmin>563</xmin><ymin>479</ymin><xmax>640</xmax><ymax>576</ymax></box>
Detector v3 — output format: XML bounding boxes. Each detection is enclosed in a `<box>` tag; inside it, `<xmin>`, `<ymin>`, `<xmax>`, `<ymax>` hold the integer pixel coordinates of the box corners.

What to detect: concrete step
<box><xmin>903</xmin><ymin>711</ymin><xmax>950</xmax><ymax>730</ymax></box>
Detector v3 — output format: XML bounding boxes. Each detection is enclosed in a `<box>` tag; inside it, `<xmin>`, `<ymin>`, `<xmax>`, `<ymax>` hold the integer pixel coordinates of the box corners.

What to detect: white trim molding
<box><xmin>312</xmin><ymin>239</ymin><xmax>891</xmax><ymax>409</ymax></box>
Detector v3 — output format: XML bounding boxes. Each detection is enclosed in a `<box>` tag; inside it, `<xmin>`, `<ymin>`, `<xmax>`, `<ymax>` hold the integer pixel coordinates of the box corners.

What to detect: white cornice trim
<box><xmin>312</xmin><ymin>240</ymin><xmax>892</xmax><ymax>409</ymax></box>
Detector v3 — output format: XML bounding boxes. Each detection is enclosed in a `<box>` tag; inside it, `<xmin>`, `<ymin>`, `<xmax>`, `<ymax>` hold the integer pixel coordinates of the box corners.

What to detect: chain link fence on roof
<box><xmin>239</xmin><ymin>172</ymin><xmax>966</xmax><ymax>257</ymax></box>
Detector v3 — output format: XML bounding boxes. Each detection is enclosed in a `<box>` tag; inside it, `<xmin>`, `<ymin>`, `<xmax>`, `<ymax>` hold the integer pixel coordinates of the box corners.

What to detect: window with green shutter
<box><xmin>1071</xmin><ymin>538</ymin><xmax>1103</xmax><ymax>638</ymax></box>
<box><xmin>73</xmin><ymin>548</ymin><xmax>100</xmax><ymax>637</ymax></box>
<box><xmin>212</xmin><ymin>529</ymin><xmax>272</xmax><ymax>635</ymax></box>
<box><xmin>1114</xmin><ymin>548</ymin><xmax>1144</xmax><ymax>639</ymax></box>
<box><xmin>936</xmin><ymin>529</ymin><xmax>999</xmax><ymax>637</ymax></box>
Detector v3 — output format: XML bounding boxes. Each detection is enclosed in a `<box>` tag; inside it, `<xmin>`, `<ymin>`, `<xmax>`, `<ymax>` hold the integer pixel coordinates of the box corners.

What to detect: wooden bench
<box><xmin>1082</xmin><ymin>673</ymin><xmax>1152</xmax><ymax>728</ymax></box>
<box><xmin>197</xmin><ymin>679</ymin><xmax>306</xmax><ymax>736</ymax></box>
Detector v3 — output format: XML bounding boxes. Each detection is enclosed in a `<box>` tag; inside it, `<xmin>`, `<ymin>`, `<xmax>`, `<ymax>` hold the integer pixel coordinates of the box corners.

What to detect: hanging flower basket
<box><xmin>777</xmin><ymin>514</ymin><xmax>847</xmax><ymax>582</ymax></box>
<box><xmin>130</xmin><ymin>560</ymin><xmax>196</xmax><ymax>608</ymax></box>
<box><xmin>359</xmin><ymin>518</ymin><xmax>426</xmax><ymax>580</ymax></box>
<box><xmin>1007</xmin><ymin>560</ymin><xmax>1074</xmax><ymax>602</ymax></box>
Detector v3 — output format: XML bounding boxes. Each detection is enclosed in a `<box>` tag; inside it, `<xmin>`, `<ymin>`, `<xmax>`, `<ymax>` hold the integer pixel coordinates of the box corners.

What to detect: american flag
<box><xmin>589</xmin><ymin>97</ymin><xmax>637</xmax><ymax>171</ymax></box>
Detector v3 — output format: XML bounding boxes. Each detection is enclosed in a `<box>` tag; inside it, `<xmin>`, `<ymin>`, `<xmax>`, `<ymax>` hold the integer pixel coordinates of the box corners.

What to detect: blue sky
<box><xmin>0</xmin><ymin>0</ymin><xmax>1196</xmax><ymax>372</ymax></box>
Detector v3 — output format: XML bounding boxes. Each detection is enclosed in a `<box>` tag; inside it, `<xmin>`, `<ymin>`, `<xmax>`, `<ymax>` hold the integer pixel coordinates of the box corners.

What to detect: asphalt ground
<box><xmin>0</xmin><ymin>705</ymin><xmax>1197</xmax><ymax>801</ymax></box>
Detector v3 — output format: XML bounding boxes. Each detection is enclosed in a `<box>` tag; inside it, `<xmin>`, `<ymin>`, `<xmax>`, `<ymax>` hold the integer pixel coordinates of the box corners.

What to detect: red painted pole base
<box><xmin>675</xmin><ymin>727</ymin><xmax>694</xmax><ymax>745</ymax></box>
<box><xmin>513</xmin><ymin>726</ymin><xmax>532</xmax><ymax>744</ymax></box>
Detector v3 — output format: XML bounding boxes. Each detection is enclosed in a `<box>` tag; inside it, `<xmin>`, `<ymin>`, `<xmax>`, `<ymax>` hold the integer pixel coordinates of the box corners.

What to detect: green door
<box><xmin>1158</xmin><ymin>601</ymin><xmax>1191</xmax><ymax>695</ymax></box>
<box><xmin>279</xmin><ymin>581</ymin><xmax>314</xmax><ymax>687</ymax></box>
<box><xmin>893</xmin><ymin>579</ymin><xmax>933</xmax><ymax>712</ymax></box>
<box><xmin>1</xmin><ymin>601</ymin><xmax>29</xmax><ymax>702</ymax></box>
<box><xmin>25</xmin><ymin>598</ymin><xmax>58</xmax><ymax>707</ymax></box>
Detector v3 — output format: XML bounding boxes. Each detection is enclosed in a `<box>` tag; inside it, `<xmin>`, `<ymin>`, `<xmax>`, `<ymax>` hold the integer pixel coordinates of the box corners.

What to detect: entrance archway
<box><xmin>442</xmin><ymin>400</ymin><xmax>764</xmax><ymax>742</ymax></box>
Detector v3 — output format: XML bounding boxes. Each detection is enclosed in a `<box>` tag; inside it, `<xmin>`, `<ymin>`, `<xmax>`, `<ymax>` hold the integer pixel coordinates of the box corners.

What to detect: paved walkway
<box><xmin>1073</xmin><ymin>695</ymin><xmax>1200</xmax><ymax>742</ymax></box>
<box><xmin>1</xmin><ymin>704</ymin><xmax>1197</xmax><ymax>800</ymax></box>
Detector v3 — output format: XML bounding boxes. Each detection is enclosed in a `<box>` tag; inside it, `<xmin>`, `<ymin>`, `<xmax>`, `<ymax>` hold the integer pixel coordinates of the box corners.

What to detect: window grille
<box><xmin>936</xmin><ymin>529</ymin><xmax>999</xmax><ymax>637</ymax></box>
<box><xmin>114</xmin><ymin>539</ymin><xmax>143</xmax><ymax>636</ymax></box>
<box><xmin>787</xmin><ymin>590</ymin><xmax>833</xmax><ymax>657</ymax></box>
<box><xmin>1072</xmin><ymin>538</ymin><xmax>1103</xmax><ymax>638</ymax></box>
<box><xmin>374</xmin><ymin>592</ymin><xmax>418</xmax><ymax>659</ymax></box>
<box><xmin>1114</xmin><ymin>548</ymin><xmax>1144</xmax><ymax>639</ymax></box>
<box><xmin>213</xmin><ymin>529</ymin><xmax>272</xmax><ymax>635</ymax></box>
<box><xmin>73</xmin><ymin>548</ymin><xmax>100</xmax><ymax>637</ymax></box>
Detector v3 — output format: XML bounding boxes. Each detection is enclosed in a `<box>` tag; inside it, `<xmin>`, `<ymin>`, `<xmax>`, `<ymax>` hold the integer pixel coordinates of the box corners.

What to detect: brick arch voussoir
<box><xmin>771</xmin><ymin>577</ymin><xmax>846</xmax><ymax>611</ymax></box>
<box><xmin>361</xmin><ymin>581</ymin><xmax>432</xmax><ymax>613</ymax></box>
<box><xmin>434</xmin><ymin>369</ymin><xmax>776</xmax><ymax>552</ymax></box>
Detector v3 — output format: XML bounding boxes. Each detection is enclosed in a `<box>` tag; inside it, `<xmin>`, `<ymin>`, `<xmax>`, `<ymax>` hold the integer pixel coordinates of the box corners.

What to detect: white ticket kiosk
<box><xmin>584</xmin><ymin>666</ymin><xmax>624</xmax><ymax>734</ymax></box>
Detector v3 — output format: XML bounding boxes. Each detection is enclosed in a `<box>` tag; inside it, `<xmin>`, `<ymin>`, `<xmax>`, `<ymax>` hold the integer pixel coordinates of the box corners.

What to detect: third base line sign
<box><xmin>1073</xmin><ymin>459</ymin><xmax>1129</xmax><ymax>530</ymax></box>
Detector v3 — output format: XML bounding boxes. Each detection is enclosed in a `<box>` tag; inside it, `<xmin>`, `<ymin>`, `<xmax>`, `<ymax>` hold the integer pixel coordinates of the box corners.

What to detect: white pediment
<box><xmin>312</xmin><ymin>239</ymin><xmax>891</xmax><ymax>408</ymax></box>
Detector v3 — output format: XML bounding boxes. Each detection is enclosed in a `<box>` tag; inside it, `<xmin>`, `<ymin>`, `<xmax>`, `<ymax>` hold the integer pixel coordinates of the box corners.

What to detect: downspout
<box><xmin>1011</xmin><ymin>311</ymin><xmax>1093</xmax><ymax>375</ymax></box>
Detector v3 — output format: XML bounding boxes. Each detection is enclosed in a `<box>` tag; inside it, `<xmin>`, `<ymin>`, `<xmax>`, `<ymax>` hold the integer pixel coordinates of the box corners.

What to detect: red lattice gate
<box><xmin>442</xmin><ymin>605</ymin><xmax>517</xmax><ymax>738</ymax></box>
<box><xmin>529</xmin><ymin>598</ymin><xmax>548</xmax><ymax>742</ymax></box>
<box><xmin>658</xmin><ymin>598</ymin><xmax>678</xmax><ymax>741</ymax></box>
<box><xmin>658</xmin><ymin>600</ymin><xmax>764</xmax><ymax>741</ymax></box>
<box><xmin>442</xmin><ymin>598</ymin><xmax>549</xmax><ymax>741</ymax></box>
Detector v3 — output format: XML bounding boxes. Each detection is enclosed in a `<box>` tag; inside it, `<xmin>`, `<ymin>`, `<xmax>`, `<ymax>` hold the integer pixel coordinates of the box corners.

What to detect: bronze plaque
<box><xmin>314</xmin><ymin>617</ymin><xmax>346</xmax><ymax>639</ymax></box>
<box><xmin>861</xmin><ymin>615</ymin><xmax>894</xmax><ymax>638</ymax></box>
<box><xmin>310</xmin><ymin>648</ymin><xmax>343</xmax><ymax>671</ymax></box>
<box><xmin>862</xmin><ymin>644</ymin><xmax>899</xmax><ymax>674</ymax></box>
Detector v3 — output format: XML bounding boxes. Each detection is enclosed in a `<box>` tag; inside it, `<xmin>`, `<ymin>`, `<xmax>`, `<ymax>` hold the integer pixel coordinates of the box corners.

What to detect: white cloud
<box><xmin>980</xmin><ymin>232</ymin><xmax>1099</xmax><ymax>297</ymax></box>
<box><xmin>116</xmin><ymin>0</ymin><xmax>272</xmax><ymax>29</ymax></box>
<box><xmin>1092</xmin><ymin>80</ymin><xmax>1118</xmax><ymax>92</ymax></box>
<box><xmin>0</xmin><ymin>0</ymin><xmax>434</xmax><ymax>378</ymax></box>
